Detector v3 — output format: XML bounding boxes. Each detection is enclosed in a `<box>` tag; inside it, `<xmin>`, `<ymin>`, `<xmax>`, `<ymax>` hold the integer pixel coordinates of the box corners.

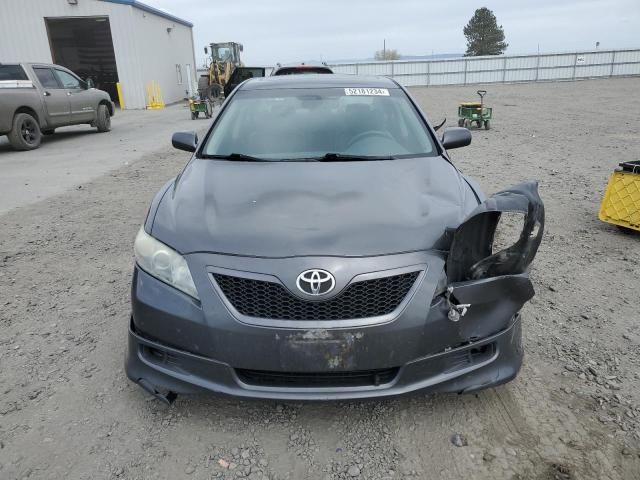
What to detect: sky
<box><xmin>143</xmin><ymin>0</ymin><xmax>640</xmax><ymax>66</ymax></box>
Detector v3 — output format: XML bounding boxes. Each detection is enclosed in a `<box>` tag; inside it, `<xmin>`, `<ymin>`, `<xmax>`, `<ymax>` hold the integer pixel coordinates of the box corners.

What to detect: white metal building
<box><xmin>0</xmin><ymin>0</ymin><xmax>197</xmax><ymax>109</ymax></box>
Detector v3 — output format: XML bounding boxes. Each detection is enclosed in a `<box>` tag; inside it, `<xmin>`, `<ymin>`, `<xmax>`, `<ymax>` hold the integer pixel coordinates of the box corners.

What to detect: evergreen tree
<box><xmin>464</xmin><ymin>7</ymin><xmax>508</xmax><ymax>56</ymax></box>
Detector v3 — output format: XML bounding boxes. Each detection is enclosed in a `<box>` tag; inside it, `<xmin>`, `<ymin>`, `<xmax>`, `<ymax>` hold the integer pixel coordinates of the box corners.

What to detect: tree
<box><xmin>463</xmin><ymin>7</ymin><xmax>508</xmax><ymax>56</ymax></box>
<box><xmin>374</xmin><ymin>49</ymin><xmax>401</xmax><ymax>61</ymax></box>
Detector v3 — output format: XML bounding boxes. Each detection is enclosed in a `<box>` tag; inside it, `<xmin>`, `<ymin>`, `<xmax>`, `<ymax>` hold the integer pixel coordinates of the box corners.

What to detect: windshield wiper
<box><xmin>200</xmin><ymin>153</ymin><xmax>272</xmax><ymax>162</ymax></box>
<box><xmin>315</xmin><ymin>153</ymin><xmax>396</xmax><ymax>162</ymax></box>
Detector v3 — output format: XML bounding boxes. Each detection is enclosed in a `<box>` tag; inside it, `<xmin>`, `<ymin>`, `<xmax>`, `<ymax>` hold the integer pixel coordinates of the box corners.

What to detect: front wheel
<box><xmin>484</xmin><ymin>120</ymin><xmax>491</xmax><ymax>130</ymax></box>
<box><xmin>95</xmin><ymin>104</ymin><xmax>111</xmax><ymax>132</ymax></box>
<box><xmin>457</xmin><ymin>119</ymin><xmax>464</xmax><ymax>127</ymax></box>
<box><xmin>7</xmin><ymin>113</ymin><xmax>41</xmax><ymax>150</ymax></box>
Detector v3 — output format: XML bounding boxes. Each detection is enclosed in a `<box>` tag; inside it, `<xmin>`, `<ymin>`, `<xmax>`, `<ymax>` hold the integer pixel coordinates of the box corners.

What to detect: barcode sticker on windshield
<box><xmin>344</xmin><ymin>88</ymin><xmax>389</xmax><ymax>96</ymax></box>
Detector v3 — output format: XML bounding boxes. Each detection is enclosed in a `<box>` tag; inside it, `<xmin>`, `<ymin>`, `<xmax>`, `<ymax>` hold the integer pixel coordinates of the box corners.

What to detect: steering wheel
<box><xmin>346</xmin><ymin>130</ymin><xmax>396</xmax><ymax>150</ymax></box>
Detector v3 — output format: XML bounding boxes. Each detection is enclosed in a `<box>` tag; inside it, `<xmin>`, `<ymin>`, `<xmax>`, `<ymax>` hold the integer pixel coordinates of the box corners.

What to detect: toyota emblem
<box><xmin>296</xmin><ymin>269</ymin><xmax>336</xmax><ymax>296</ymax></box>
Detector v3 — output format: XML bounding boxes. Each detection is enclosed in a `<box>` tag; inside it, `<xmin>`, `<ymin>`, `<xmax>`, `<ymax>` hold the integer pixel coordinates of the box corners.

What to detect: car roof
<box><xmin>275</xmin><ymin>61</ymin><xmax>329</xmax><ymax>68</ymax></box>
<box><xmin>239</xmin><ymin>74</ymin><xmax>399</xmax><ymax>90</ymax></box>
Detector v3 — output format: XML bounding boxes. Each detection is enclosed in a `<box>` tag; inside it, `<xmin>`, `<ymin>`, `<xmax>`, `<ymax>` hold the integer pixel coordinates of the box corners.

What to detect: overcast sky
<box><xmin>144</xmin><ymin>0</ymin><xmax>640</xmax><ymax>66</ymax></box>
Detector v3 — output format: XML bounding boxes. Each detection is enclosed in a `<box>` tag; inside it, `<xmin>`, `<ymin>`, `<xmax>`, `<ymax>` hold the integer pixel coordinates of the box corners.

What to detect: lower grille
<box><xmin>213</xmin><ymin>271</ymin><xmax>420</xmax><ymax>321</ymax></box>
<box><xmin>235</xmin><ymin>367</ymin><xmax>400</xmax><ymax>388</ymax></box>
<box><xmin>442</xmin><ymin>344</ymin><xmax>494</xmax><ymax>373</ymax></box>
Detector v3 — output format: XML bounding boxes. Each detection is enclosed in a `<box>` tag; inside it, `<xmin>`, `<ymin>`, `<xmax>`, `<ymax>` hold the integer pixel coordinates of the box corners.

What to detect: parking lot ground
<box><xmin>0</xmin><ymin>103</ymin><xmax>210</xmax><ymax>216</ymax></box>
<box><xmin>1</xmin><ymin>78</ymin><xmax>639</xmax><ymax>480</ymax></box>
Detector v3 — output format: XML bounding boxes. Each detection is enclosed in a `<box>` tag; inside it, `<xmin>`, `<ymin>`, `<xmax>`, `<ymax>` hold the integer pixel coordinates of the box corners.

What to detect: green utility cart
<box><xmin>458</xmin><ymin>90</ymin><xmax>492</xmax><ymax>130</ymax></box>
<box><xmin>188</xmin><ymin>96</ymin><xmax>212</xmax><ymax>120</ymax></box>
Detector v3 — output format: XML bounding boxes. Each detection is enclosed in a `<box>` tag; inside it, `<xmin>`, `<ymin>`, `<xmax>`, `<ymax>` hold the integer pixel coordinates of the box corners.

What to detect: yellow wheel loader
<box><xmin>197</xmin><ymin>42</ymin><xmax>265</xmax><ymax>102</ymax></box>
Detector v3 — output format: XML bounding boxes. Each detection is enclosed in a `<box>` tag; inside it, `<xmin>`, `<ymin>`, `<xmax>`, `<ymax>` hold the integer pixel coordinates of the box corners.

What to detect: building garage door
<box><xmin>45</xmin><ymin>17</ymin><xmax>120</xmax><ymax>105</ymax></box>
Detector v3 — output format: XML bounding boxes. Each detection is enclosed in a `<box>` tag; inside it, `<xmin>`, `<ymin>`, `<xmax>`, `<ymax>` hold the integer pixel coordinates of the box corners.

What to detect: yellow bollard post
<box><xmin>116</xmin><ymin>82</ymin><xmax>125</xmax><ymax>110</ymax></box>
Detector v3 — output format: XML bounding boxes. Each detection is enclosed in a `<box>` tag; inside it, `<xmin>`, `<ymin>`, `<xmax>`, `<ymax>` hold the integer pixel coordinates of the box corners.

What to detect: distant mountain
<box><xmin>399</xmin><ymin>53</ymin><xmax>462</xmax><ymax>61</ymax></box>
<box><xmin>328</xmin><ymin>53</ymin><xmax>462</xmax><ymax>64</ymax></box>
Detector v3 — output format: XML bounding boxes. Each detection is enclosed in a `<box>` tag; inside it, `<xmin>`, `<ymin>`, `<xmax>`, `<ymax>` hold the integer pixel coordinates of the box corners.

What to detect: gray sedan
<box><xmin>125</xmin><ymin>74</ymin><xmax>544</xmax><ymax>403</ymax></box>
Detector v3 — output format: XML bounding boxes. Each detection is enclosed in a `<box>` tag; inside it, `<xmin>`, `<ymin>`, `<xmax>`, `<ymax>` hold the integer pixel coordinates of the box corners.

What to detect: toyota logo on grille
<box><xmin>296</xmin><ymin>269</ymin><xmax>336</xmax><ymax>296</ymax></box>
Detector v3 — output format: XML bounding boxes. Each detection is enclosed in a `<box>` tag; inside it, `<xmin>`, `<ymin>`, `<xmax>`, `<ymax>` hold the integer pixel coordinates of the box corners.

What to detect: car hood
<box><xmin>151</xmin><ymin>157</ymin><xmax>478</xmax><ymax>257</ymax></box>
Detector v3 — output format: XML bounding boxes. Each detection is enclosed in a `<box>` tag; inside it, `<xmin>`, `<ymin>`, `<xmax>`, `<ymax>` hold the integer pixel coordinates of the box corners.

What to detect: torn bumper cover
<box><xmin>125</xmin><ymin>182</ymin><xmax>544</xmax><ymax>401</ymax></box>
<box><xmin>447</xmin><ymin>181</ymin><xmax>544</xmax><ymax>282</ymax></box>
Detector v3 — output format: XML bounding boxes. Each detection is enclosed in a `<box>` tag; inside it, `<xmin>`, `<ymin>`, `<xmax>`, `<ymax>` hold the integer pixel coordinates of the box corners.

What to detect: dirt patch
<box><xmin>1</xmin><ymin>78</ymin><xmax>639</xmax><ymax>479</ymax></box>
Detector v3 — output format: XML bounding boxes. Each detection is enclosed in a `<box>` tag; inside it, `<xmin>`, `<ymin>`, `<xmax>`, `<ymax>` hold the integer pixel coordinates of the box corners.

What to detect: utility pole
<box><xmin>383</xmin><ymin>39</ymin><xmax>386</xmax><ymax>60</ymax></box>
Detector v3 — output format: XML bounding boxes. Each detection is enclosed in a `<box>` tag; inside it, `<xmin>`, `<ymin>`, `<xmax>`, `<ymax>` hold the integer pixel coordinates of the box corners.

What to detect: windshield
<box><xmin>213</xmin><ymin>46</ymin><xmax>233</xmax><ymax>62</ymax></box>
<box><xmin>201</xmin><ymin>87</ymin><xmax>437</xmax><ymax>160</ymax></box>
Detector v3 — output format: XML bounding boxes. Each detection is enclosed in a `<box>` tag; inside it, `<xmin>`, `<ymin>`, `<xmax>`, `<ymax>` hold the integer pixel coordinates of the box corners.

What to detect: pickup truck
<box><xmin>0</xmin><ymin>63</ymin><xmax>115</xmax><ymax>151</ymax></box>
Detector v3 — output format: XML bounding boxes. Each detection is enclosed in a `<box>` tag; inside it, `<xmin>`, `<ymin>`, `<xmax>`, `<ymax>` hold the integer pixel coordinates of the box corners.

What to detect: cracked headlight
<box><xmin>134</xmin><ymin>227</ymin><xmax>199</xmax><ymax>300</ymax></box>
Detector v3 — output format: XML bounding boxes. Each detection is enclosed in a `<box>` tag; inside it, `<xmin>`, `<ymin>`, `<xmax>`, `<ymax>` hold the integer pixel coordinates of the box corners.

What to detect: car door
<box><xmin>31</xmin><ymin>66</ymin><xmax>71</xmax><ymax>127</ymax></box>
<box><xmin>53</xmin><ymin>68</ymin><xmax>96</xmax><ymax>123</ymax></box>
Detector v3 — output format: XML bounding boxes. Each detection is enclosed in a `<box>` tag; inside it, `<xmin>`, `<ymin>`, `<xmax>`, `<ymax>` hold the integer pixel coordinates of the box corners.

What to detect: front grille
<box><xmin>213</xmin><ymin>271</ymin><xmax>420</xmax><ymax>321</ymax></box>
<box><xmin>236</xmin><ymin>367</ymin><xmax>400</xmax><ymax>388</ymax></box>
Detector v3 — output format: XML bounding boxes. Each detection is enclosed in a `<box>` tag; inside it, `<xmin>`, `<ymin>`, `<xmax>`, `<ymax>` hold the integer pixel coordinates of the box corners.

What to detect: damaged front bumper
<box><xmin>125</xmin><ymin>268</ymin><xmax>534</xmax><ymax>401</ymax></box>
<box><xmin>126</xmin><ymin>312</ymin><xmax>524</xmax><ymax>401</ymax></box>
<box><xmin>125</xmin><ymin>182</ymin><xmax>544</xmax><ymax>401</ymax></box>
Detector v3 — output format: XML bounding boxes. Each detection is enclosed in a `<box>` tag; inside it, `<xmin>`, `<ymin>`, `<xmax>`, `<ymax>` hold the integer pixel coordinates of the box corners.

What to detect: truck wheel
<box><xmin>484</xmin><ymin>120</ymin><xmax>491</xmax><ymax>130</ymax></box>
<box><xmin>95</xmin><ymin>104</ymin><xmax>111</xmax><ymax>132</ymax></box>
<box><xmin>7</xmin><ymin>113</ymin><xmax>41</xmax><ymax>150</ymax></box>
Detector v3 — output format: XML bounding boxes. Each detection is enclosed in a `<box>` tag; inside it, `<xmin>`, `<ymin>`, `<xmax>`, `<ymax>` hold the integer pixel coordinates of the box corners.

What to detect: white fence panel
<box><xmin>576</xmin><ymin>64</ymin><xmax>612</xmax><ymax>78</ymax></box>
<box><xmin>467</xmin><ymin>70</ymin><xmax>503</xmax><ymax>83</ymax></box>
<box><xmin>538</xmin><ymin>66</ymin><xmax>573</xmax><ymax>80</ymax></box>
<box><xmin>504</xmin><ymin>68</ymin><xmax>537</xmax><ymax>82</ymax></box>
<box><xmin>326</xmin><ymin>49</ymin><xmax>640</xmax><ymax>87</ymax></box>
<box><xmin>396</xmin><ymin>74</ymin><xmax>428</xmax><ymax>86</ymax></box>
<box><xmin>430</xmin><ymin>72</ymin><xmax>465</xmax><ymax>85</ymax></box>
<box><xmin>582</xmin><ymin>52</ymin><xmax>613</xmax><ymax>65</ymax></box>
<box><xmin>613</xmin><ymin>63</ymin><xmax>640</xmax><ymax>75</ymax></box>
<box><xmin>331</xmin><ymin>64</ymin><xmax>358</xmax><ymax>74</ymax></box>
<box><xmin>430</xmin><ymin>60</ymin><xmax>465</xmax><ymax>73</ymax></box>
<box><xmin>467</xmin><ymin>57</ymin><xmax>503</xmax><ymax>71</ymax></box>
<box><xmin>394</xmin><ymin>62</ymin><xmax>429</xmax><ymax>75</ymax></box>
<box><xmin>539</xmin><ymin>54</ymin><xmax>576</xmax><ymax>68</ymax></box>
<box><xmin>613</xmin><ymin>50</ymin><xmax>640</xmax><ymax>63</ymax></box>
<box><xmin>505</xmin><ymin>56</ymin><xmax>537</xmax><ymax>69</ymax></box>
<box><xmin>353</xmin><ymin>63</ymin><xmax>392</xmax><ymax>75</ymax></box>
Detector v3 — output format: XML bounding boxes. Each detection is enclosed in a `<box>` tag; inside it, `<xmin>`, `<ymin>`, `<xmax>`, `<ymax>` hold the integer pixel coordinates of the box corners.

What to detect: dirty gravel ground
<box><xmin>1</xmin><ymin>78</ymin><xmax>639</xmax><ymax>480</ymax></box>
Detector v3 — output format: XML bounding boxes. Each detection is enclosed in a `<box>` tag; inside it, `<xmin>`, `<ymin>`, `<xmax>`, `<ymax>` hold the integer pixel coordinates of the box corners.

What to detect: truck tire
<box><xmin>7</xmin><ymin>113</ymin><xmax>41</xmax><ymax>150</ymax></box>
<box><xmin>95</xmin><ymin>104</ymin><xmax>111</xmax><ymax>132</ymax></box>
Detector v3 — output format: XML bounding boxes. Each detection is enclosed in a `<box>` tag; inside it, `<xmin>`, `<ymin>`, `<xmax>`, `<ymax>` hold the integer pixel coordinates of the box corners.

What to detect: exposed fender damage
<box><xmin>447</xmin><ymin>181</ymin><xmax>545</xmax><ymax>282</ymax></box>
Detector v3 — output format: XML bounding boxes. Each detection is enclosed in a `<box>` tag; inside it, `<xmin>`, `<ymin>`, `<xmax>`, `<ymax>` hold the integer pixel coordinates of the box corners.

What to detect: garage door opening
<box><xmin>45</xmin><ymin>16</ymin><xmax>120</xmax><ymax>106</ymax></box>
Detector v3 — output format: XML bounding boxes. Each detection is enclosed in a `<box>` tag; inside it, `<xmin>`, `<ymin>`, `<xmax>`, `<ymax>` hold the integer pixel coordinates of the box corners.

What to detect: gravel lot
<box><xmin>1</xmin><ymin>78</ymin><xmax>639</xmax><ymax>480</ymax></box>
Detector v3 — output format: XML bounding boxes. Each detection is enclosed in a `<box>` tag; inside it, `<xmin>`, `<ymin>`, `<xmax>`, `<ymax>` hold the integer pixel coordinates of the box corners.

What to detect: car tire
<box><xmin>95</xmin><ymin>104</ymin><xmax>111</xmax><ymax>132</ymax></box>
<box><xmin>7</xmin><ymin>113</ymin><xmax>42</xmax><ymax>150</ymax></box>
<box><xmin>484</xmin><ymin>120</ymin><xmax>491</xmax><ymax>130</ymax></box>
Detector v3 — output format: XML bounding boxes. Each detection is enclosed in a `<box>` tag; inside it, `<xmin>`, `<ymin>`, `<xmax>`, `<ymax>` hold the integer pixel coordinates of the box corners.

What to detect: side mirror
<box><xmin>85</xmin><ymin>78</ymin><xmax>95</xmax><ymax>89</ymax></box>
<box><xmin>172</xmin><ymin>131</ymin><xmax>198</xmax><ymax>152</ymax></box>
<box><xmin>441</xmin><ymin>127</ymin><xmax>472</xmax><ymax>150</ymax></box>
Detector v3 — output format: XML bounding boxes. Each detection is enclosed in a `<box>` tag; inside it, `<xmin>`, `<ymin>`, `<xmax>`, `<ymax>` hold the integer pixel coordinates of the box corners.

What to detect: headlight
<box><xmin>134</xmin><ymin>227</ymin><xmax>199</xmax><ymax>300</ymax></box>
